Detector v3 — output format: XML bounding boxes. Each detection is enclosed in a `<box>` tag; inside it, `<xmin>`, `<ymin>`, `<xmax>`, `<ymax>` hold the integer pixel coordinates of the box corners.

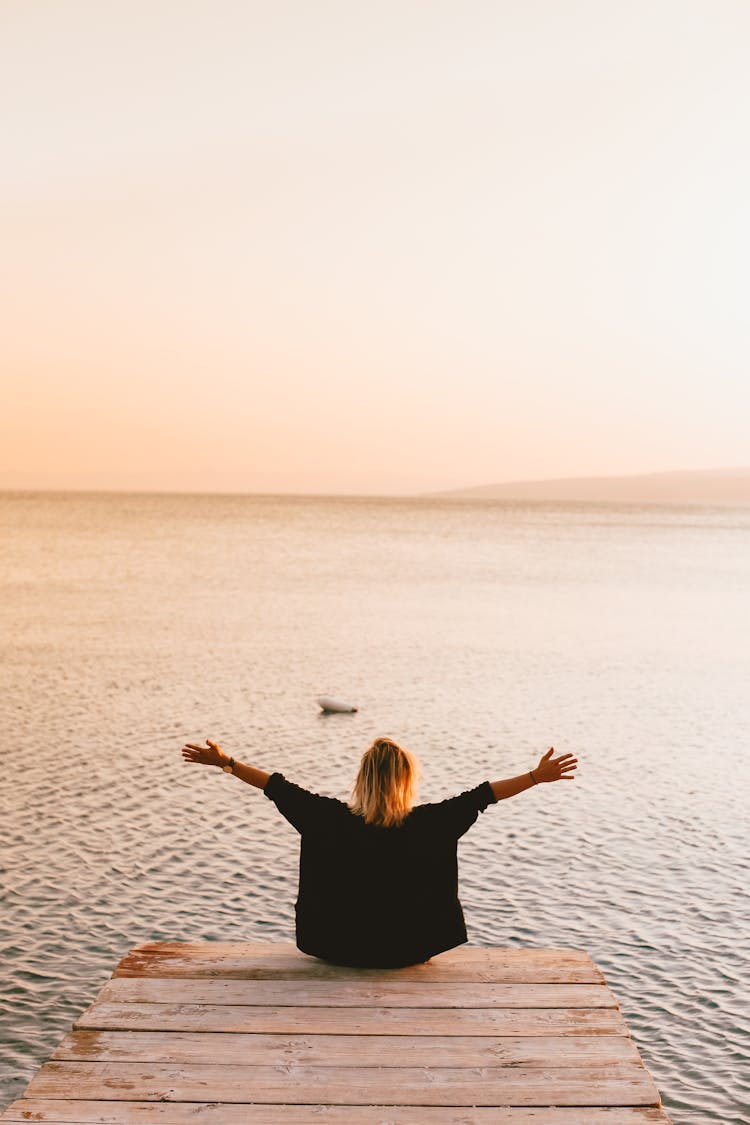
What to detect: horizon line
<box><xmin>2</xmin><ymin>463</ymin><xmax>750</xmax><ymax>504</ymax></box>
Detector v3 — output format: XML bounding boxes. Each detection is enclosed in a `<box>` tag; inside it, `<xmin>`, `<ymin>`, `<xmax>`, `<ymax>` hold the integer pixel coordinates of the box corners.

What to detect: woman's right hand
<box><xmin>181</xmin><ymin>739</ymin><xmax>228</xmax><ymax>768</ymax></box>
<box><xmin>534</xmin><ymin>747</ymin><xmax>578</xmax><ymax>782</ymax></box>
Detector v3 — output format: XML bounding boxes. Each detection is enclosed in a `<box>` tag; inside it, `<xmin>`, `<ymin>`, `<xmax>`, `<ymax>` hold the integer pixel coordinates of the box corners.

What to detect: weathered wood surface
<box><xmin>23</xmin><ymin>1060</ymin><xmax>660</xmax><ymax>1105</ymax></box>
<box><xmin>114</xmin><ymin>941</ymin><xmax>603</xmax><ymax>983</ymax></box>
<box><xmin>76</xmin><ymin>1000</ymin><xmax>630</xmax><ymax>1035</ymax></box>
<box><xmin>91</xmin><ymin>976</ymin><xmax>617</xmax><ymax>1008</ymax></box>
<box><xmin>2</xmin><ymin>941</ymin><xmax>672</xmax><ymax>1124</ymax></box>
<box><xmin>53</xmin><ymin>1029</ymin><xmax>642</xmax><ymax>1066</ymax></box>
<box><xmin>0</xmin><ymin>1102</ymin><xmax>674</xmax><ymax>1124</ymax></box>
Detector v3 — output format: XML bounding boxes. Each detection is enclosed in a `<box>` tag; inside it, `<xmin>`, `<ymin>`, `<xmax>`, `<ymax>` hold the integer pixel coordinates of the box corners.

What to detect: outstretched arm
<box><xmin>181</xmin><ymin>739</ymin><xmax>271</xmax><ymax>790</ymax></box>
<box><xmin>490</xmin><ymin>747</ymin><xmax>577</xmax><ymax>802</ymax></box>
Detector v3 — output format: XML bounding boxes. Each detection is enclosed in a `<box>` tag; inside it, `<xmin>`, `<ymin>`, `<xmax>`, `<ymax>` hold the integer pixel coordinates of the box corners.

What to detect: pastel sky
<box><xmin>2</xmin><ymin>1</ymin><xmax>749</xmax><ymax>495</ymax></box>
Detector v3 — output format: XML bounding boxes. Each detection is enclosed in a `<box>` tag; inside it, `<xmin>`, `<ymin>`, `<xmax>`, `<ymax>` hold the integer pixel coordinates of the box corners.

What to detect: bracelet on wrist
<box><xmin>529</xmin><ymin>769</ymin><xmax>538</xmax><ymax>785</ymax></box>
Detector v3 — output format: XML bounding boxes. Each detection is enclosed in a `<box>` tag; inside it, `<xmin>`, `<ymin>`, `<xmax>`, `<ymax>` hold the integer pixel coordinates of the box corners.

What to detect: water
<box><xmin>1</xmin><ymin>491</ymin><xmax>749</xmax><ymax>1122</ymax></box>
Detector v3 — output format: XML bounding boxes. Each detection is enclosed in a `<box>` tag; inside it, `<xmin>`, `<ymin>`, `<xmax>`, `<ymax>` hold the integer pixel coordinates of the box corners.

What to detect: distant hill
<box><xmin>430</xmin><ymin>467</ymin><xmax>750</xmax><ymax>505</ymax></box>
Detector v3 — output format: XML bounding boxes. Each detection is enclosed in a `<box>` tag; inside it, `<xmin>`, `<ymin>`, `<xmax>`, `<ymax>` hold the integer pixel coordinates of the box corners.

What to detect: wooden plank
<box><xmin>75</xmin><ymin>1001</ymin><xmax>630</xmax><ymax>1036</ymax></box>
<box><xmin>96</xmin><ymin>977</ymin><xmax>616</xmax><ymax>1008</ymax></box>
<box><xmin>0</xmin><ymin>1099</ymin><xmax>674</xmax><ymax>1124</ymax></box>
<box><xmin>52</xmin><ymin>1029</ymin><xmax>641</xmax><ymax>1066</ymax></box>
<box><xmin>115</xmin><ymin>941</ymin><xmax>595</xmax><ymax>963</ymax></box>
<box><xmin>113</xmin><ymin>943</ymin><xmax>602</xmax><ymax>983</ymax></box>
<box><xmin>25</xmin><ymin>1061</ymin><xmax>661</xmax><ymax>1106</ymax></box>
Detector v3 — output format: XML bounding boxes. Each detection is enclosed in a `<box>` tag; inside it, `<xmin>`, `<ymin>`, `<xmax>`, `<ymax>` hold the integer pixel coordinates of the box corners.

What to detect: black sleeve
<box><xmin>263</xmin><ymin>772</ymin><xmax>340</xmax><ymax>835</ymax></box>
<box><xmin>428</xmin><ymin>781</ymin><xmax>497</xmax><ymax>839</ymax></box>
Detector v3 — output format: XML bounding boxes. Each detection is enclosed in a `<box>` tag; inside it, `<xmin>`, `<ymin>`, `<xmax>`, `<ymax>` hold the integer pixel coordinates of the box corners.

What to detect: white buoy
<box><xmin>317</xmin><ymin>697</ymin><xmax>358</xmax><ymax>713</ymax></box>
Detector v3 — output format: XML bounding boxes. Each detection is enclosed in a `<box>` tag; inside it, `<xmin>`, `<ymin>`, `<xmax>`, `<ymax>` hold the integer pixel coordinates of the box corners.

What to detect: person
<box><xmin>180</xmin><ymin>736</ymin><xmax>578</xmax><ymax>968</ymax></box>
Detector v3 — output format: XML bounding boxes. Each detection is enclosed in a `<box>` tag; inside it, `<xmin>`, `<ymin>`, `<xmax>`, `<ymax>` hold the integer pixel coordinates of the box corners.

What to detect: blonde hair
<box><xmin>349</xmin><ymin>737</ymin><xmax>419</xmax><ymax>827</ymax></box>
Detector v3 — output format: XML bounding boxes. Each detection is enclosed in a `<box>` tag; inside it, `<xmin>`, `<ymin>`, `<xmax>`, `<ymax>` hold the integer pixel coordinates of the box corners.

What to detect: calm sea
<box><xmin>1</xmin><ymin>491</ymin><xmax>749</xmax><ymax>1122</ymax></box>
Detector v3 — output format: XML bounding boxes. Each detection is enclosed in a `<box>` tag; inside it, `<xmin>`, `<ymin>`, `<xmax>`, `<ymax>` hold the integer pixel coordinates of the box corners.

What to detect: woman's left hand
<box><xmin>534</xmin><ymin>747</ymin><xmax>578</xmax><ymax>782</ymax></box>
<box><xmin>181</xmin><ymin>739</ymin><xmax>228</xmax><ymax>768</ymax></box>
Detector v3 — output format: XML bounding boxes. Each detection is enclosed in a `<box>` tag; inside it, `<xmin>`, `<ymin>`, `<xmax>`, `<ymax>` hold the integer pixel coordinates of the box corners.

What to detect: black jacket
<box><xmin>264</xmin><ymin>772</ymin><xmax>497</xmax><ymax>967</ymax></box>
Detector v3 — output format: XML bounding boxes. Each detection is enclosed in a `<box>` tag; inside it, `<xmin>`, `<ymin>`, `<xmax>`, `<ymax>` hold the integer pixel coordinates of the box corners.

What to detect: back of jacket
<box><xmin>264</xmin><ymin>772</ymin><xmax>496</xmax><ymax>967</ymax></box>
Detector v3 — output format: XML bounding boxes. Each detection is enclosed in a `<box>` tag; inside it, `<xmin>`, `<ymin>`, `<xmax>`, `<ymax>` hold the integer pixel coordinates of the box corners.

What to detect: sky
<box><xmin>2</xmin><ymin>1</ymin><xmax>750</xmax><ymax>495</ymax></box>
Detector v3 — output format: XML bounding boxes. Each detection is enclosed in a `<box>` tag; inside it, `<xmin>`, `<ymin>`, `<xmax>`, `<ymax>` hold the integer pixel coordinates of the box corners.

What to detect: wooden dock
<box><xmin>2</xmin><ymin>941</ymin><xmax>672</xmax><ymax>1124</ymax></box>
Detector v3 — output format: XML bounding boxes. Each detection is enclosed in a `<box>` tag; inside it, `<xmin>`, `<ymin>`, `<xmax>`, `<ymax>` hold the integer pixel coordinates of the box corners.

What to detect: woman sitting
<box><xmin>181</xmin><ymin>736</ymin><xmax>578</xmax><ymax>968</ymax></box>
